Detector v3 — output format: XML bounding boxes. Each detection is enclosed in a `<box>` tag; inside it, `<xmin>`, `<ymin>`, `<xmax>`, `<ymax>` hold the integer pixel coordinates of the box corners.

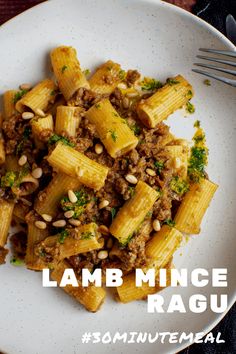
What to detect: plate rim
<box><xmin>0</xmin><ymin>1</ymin><xmax>235</xmax><ymax>353</ymax></box>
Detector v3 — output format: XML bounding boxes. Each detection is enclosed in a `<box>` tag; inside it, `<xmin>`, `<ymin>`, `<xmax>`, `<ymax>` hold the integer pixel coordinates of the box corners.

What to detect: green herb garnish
<box><xmin>10</xmin><ymin>257</ymin><xmax>24</xmax><ymax>266</ymax></box>
<box><xmin>154</xmin><ymin>160</ymin><xmax>164</xmax><ymax>173</ymax></box>
<box><xmin>128</xmin><ymin>186</ymin><xmax>135</xmax><ymax>197</ymax></box>
<box><xmin>111</xmin><ymin>207</ymin><xmax>117</xmax><ymax>220</ymax></box>
<box><xmin>83</xmin><ymin>68</ymin><xmax>90</xmax><ymax>76</ymax></box>
<box><xmin>188</xmin><ymin>147</ymin><xmax>208</xmax><ymax>182</ymax></box>
<box><xmin>186</xmin><ymin>101</ymin><xmax>195</xmax><ymax>114</ymax></box>
<box><xmin>81</xmin><ymin>231</ymin><xmax>94</xmax><ymax>240</ymax></box>
<box><xmin>203</xmin><ymin>79</ymin><xmax>211</xmax><ymax>86</ymax></box>
<box><xmin>61</xmin><ymin>65</ymin><xmax>68</xmax><ymax>73</ymax></box>
<box><xmin>60</xmin><ymin>189</ymin><xmax>89</xmax><ymax>218</ymax></box>
<box><xmin>16</xmin><ymin>126</ymin><xmax>32</xmax><ymax>155</ymax></box>
<box><xmin>109</xmin><ymin>130</ymin><xmax>118</xmax><ymax>142</ymax></box>
<box><xmin>141</xmin><ymin>78</ymin><xmax>162</xmax><ymax>91</ymax></box>
<box><xmin>119</xmin><ymin>70</ymin><xmax>126</xmax><ymax>80</ymax></box>
<box><xmin>119</xmin><ymin>233</ymin><xmax>133</xmax><ymax>247</ymax></box>
<box><xmin>170</xmin><ymin>176</ymin><xmax>189</xmax><ymax>196</ymax></box>
<box><xmin>48</xmin><ymin>134</ymin><xmax>75</xmax><ymax>147</ymax></box>
<box><xmin>130</xmin><ymin>123</ymin><xmax>141</xmax><ymax>136</ymax></box>
<box><xmin>164</xmin><ymin>219</ymin><xmax>176</xmax><ymax>227</ymax></box>
<box><xmin>13</xmin><ymin>89</ymin><xmax>28</xmax><ymax>104</ymax></box>
<box><xmin>166</xmin><ymin>78</ymin><xmax>180</xmax><ymax>86</ymax></box>
<box><xmin>58</xmin><ymin>229</ymin><xmax>69</xmax><ymax>244</ymax></box>
<box><xmin>0</xmin><ymin>171</ymin><xmax>17</xmax><ymax>188</ymax></box>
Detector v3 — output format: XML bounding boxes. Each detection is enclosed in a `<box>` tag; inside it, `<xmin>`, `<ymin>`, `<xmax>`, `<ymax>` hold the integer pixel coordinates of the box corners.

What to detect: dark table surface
<box><xmin>0</xmin><ymin>1</ymin><xmax>235</xmax><ymax>354</ymax></box>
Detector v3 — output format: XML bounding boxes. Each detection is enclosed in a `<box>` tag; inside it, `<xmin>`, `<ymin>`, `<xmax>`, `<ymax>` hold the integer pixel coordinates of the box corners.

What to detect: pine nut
<box><xmin>153</xmin><ymin>219</ymin><xmax>161</xmax><ymax>232</ymax></box>
<box><xmin>95</xmin><ymin>143</ymin><xmax>103</xmax><ymax>154</ymax></box>
<box><xmin>174</xmin><ymin>157</ymin><xmax>181</xmax><ymax>169</ymax></box>
<box><xmin>98</xmin><ymin>250</ymin><xmax>108</xmax><ymax>260</ymax></box>
<box><xmin>35</xmin><ymin>108</ymin><xmax>45</xmax><ymax>117</ymax></box>
<box><xmin>35</xmin><ymin>221</ymin><xmax>47</xmax><ymax>230</ymax></box>
<box><xmin>126</xmin><ymin>92</ymin><xmax>138</xmax><ymax>98</ymax></box>
<box><xmin>64</xmin><ymin>210</ymin><xmax>74</xmax><ymax>218</ymax></box>
<box><xmin>32</xmin><ymin>167</ymin><xmax>43</xmax><ymax>179</ymax></box>
<box><xmin>18</xmin><ymin>155</ymin><xmax>27</xmax><ymax>166</ymax></box>
<box><xmin>122</xmin><ymin>97</ymin><xmax>129</xmax><ymax>108</ymax></box>
<box><xmin>117</xmin><ymin>83</ymin><xmax>127</xmax><ymax>90</ymax></box>
<box><xmin>69</xmin><ymin>219</ymin><xmax>81</xmax><ymax>227</ymax></box>
<box><xmin>22</xmin><ymin>112</ymin><xmax>34</xmax><ymax>120</ymax></box>
<box><xmin>41</xmin><ymin>214</ymin><xmax>52</xmax><ymax>222</ymax></box>
<box><xmin>68</xmin><ymin>190</ymin><xmax>77</xmax><ymax>203</ymax></box>
<box><xmin>98</xmin><ymin>225</ymin><xmax>109</xmax><ymax>234</ymax></box>
<box><xmin>20</xmin><ymin>83</ymin><xmax>31</xmax><ymax>90</ymax></box>
<box><xmin>125</xmin><ymin>174</ymin><xmax>138</xmax><ymax>184</ymax></box>
<box><xmin>99</xmin><ymin>200</ymin><xmax>109</xmax><ymax>209</ymax></box>
<box><xmin>106</xmin><ymin>238</ymin><xmax>113</xmax><ymax>249</ymax></box>
<box><xmin>146</xmin><ymin>168</ymin><xmax>156</xmax><ymax>176</ymax></box>
<box><xmin>52</xmin><ymin>220</ymin><xmax>66</xmax><ymax>227</ymax></box>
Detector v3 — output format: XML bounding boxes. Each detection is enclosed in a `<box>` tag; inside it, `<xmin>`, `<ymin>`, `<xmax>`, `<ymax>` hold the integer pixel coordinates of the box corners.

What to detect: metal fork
<box><xmin>192</xmin><ymin>48</ymin><xmax>236</xmax><ymax>87</ymax></box>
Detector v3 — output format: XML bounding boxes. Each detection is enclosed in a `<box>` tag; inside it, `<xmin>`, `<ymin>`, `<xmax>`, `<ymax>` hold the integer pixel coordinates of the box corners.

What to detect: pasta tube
<box><xmin>0</xmin><ymin>200</ymin><xmax>14</xmax><ymax>248</ymax></box>
<box><xmin>16</xmin><ymin>79</ymin><xmax>57</xmax><ymax>114</ymax></box>
<box><xmin>89</xmin><ymin>60</ymin><xmax>123</xmax><ymax>94</ymax></box>
<box><xmin>55</xmin><ymin>106</ymin><xmax>81</xmax><ymax>137</ymax></box>
<box><xmin>110</xmin><ymin>181</ymin><xmax>159</xmax><ymax>245</ymax></box>
<box><xmin>50</xmin><ymin>46</ymin><xmax>90</xmax><ymax>100</ymax></box>
<box><xmin>51</xmin><ymin>260</ymin><xmax>106</xmax><ymax>312</ymax></box>
<box><xmin>25</xmin><ymin>211</ymin><xmax>49</xmax><ymax>270</ymax></box>
<box><xmin>3</xmin><ymin>90</ymin><xmax>18</xmax><ymax>119</ymax></box>
<box><xmin>174</xmin><ymin>179</ymin><xmax>218</xmax><ymax>234</ymax></box>
<box><xmin>47</xmin><ymin>142</ymin><xmax>109</xmax><ymax>190</ymax></box>
<box><xmin>85</xmin><ymin>99</ymin><xmax>138</xmax><ymax>158</ymax></box>
<box><xmin>31</xmin><ymin>114</ymin><xmax>54</xmax><ymax>137</ymax></box>
<box><xmin>34</xmin><ymin>173</ymin><xmax>81</xmax><ymax>218</ymax></box>
<box><xmin>37</xmin><ymin>223</ymin><xmax>104</xmax><ymax>263</ymax></box>
<box><xmin>137</xmin><ymin>75</ymin><xmax>193</xmax><ymax>128</ymax></box>
<box><xmin>145</xmin><ymin>225</ymin><xmax>182</xmax><ymax>270</ymax></box>
<box><xmin>0</xmin><ymin>138</ymin><xmax>5</xmax><ymax>165</ymax></box>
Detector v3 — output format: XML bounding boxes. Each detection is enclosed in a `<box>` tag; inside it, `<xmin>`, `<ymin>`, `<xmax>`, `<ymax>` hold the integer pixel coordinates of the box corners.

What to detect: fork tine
<box><xmin>194</xmin><ymin>62</ymin><xmax>236</xmax><ymax>76</ymax></box>
<box><xmin>197</xmin><ymin>55</ymin><xmax>236</xmax><ymax>67</ymax></box>
<box><xmin>199</xmin><ymin>48</ymin><xmax>236</xmax><ymax>58</ymax></box>
<box><xmin>192</xmin><ymin>69</ymin><xmax>236</xmax><ymax>87</ymax></box>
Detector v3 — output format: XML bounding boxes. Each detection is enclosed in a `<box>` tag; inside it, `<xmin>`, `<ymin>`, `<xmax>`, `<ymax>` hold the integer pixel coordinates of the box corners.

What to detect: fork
<box><xmin>192</xmin><ymin>48</ymin><xmax>236</xmax><ymax>87</ymax></box>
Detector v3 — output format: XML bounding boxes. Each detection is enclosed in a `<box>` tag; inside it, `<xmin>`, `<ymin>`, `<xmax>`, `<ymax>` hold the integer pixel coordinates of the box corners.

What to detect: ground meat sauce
<box><xmin>1</xmin><ymin>67</ymin><xmax>186</xmax><ymax>272</ymax></box>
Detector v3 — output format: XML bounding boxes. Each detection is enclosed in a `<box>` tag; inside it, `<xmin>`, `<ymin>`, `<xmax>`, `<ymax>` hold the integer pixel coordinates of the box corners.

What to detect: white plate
<box><xmin>0</xmin><ymin>1</ymin><xmax>235</xmax><ymax>353</ymax></box>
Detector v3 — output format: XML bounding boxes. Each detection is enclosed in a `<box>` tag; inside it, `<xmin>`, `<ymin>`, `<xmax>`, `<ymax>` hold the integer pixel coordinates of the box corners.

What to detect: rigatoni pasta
<box><xmin>137</xmin><ymin>75</ymin><xmax>193</xmax><ymax>128</ymax></box>
<box><xmin>50</xmin><ymin>46</ymin><xmax>90</xmax><ymax>100</ymax></box>
<box><xmin>85</xmin><ymin>99</ymin><xmax>138</xmax><ymax>158</ymax></box>
<box><xmin>47</xmin><ymin>142</ymin><xmax>109</xmax><ymax>190</ymax></box>
<box><xmin>55</xmin><ymin>106</ymin><xmax>81</xmax><ymax>137</ymax></box>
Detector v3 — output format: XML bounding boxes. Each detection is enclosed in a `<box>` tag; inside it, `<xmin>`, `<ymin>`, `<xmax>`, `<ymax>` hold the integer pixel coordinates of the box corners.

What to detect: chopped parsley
<box><xmin>119</xmin><ymin>70</ymin><xmax>126</xmax><ymax>80</ymax></box>
<box><xmin>164</xmin><ymin>219</ymin><xmax>176</xmax><ymax>227</ymax></box>
<box><xmin>61</xmin><ymin>65</ymin><xmax>68</xmax><ymax>73</ymax></box>
<box><xmin>50</xmin><ymin>90</ymin><xmax>56</xmax><ymax>96</ymax></box>
<box><xmin>81</xmin><ymin>231</ymin><xmax>94</xmax><ymax>240</ymax></box>
<box><xmin>170</xmin><ymin>176</ymin><xmax>189</xmax><ymax>196</ymax></box>
<box><xmin>109</xmin><ymin>130</ymin><xmax>118</xmax><ymax>142</ymax></box>
<box><xmin>16</xmin><ymin>126</ymin><xmax>32</xmax><ymax>155</ymax></box>
<box><xmin>58</xmin><ymin>229</ymin><xmax>69</xmax><ymax>244</ymax></box>
<box><xmin>13</xmin><ymin>89</ymin><xmax>28</xmax><ymax>104</ymax></box>
<box><xmin>140</xmin><ymin>77</ymin><xmax>162</xmax><ymax>91</ymax></box>
<box><xmin>60</xmin><ymin>189</ymin><xmax>89</xmax><ymax>218</ymax></box>
<box><xmin>10</xmin><ymin>257</ymin><xmax>24</xmax><ymax>266</ymax></box>
<box><xmin>166</xmin><ymin>78</ymin><xmax>180</xmax><ymax>86</ymax></box>
<box><xmin>187</xmin><ymin>90</ymin><xmax>193</xmax><ymax>99</ymax></box>
<box><xmin>83</xmin><ymin>68</ymin><xmax>90</xmax><ymax>76</ymax></box>
<box><xmin>188</xmin><ymin>121</ymin><xmax>208</xmax><ymax>183</ymax></box>
<box><xmin>110</xmin><ymin>207</ymin><xmax>117</xmax><ymax>220</ymax></box>
<box><xmin>194</xmin><ymin>120</ymin><xmax>200</xmax><ymax>128</ymax></box>
<box><xmin>186</xmin><ymin>101</ymin><xmax>195</xmax><ymax>114</ymax></box>
<box><xmin>1</xmin><ymin>171</ymin><xmax>17</xmax><ymax>188</ymax></box>
<box><xmin>113</xmin><ymin>112</ymin><xmax>119</xmax><ymax>117</ymax></box>
<box><xmin>128</xmin><ymin>186</ymin><xmax>135</xmax><ymax>197</ymax></box>
<box><xmin>203</xmin><ymin>79</ymin><xmax>211</xmax><ymax>86</ymax></box>
<box><xmin>119</xmin><ymin>233</ymin><xmax>133</xmax><ymax>248</ymax></box>
<box><xmin>95</xmin><ymin>103</ymin><xmax>101</xmax><ymax>109</ymax></box>
<box><xmin>48</xmin><ymin>134</ymin><xmax>75</xmax><ymax>147</ymax></box>
<box><xmin>130</xmin><ymin>123</ymin><xmax>141</xmax><ymax>136</ymax></box>
<box><xmin>154</xmin><ymin>160</ymin><xmax>164</xmax><ymax>173</ymax></box>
